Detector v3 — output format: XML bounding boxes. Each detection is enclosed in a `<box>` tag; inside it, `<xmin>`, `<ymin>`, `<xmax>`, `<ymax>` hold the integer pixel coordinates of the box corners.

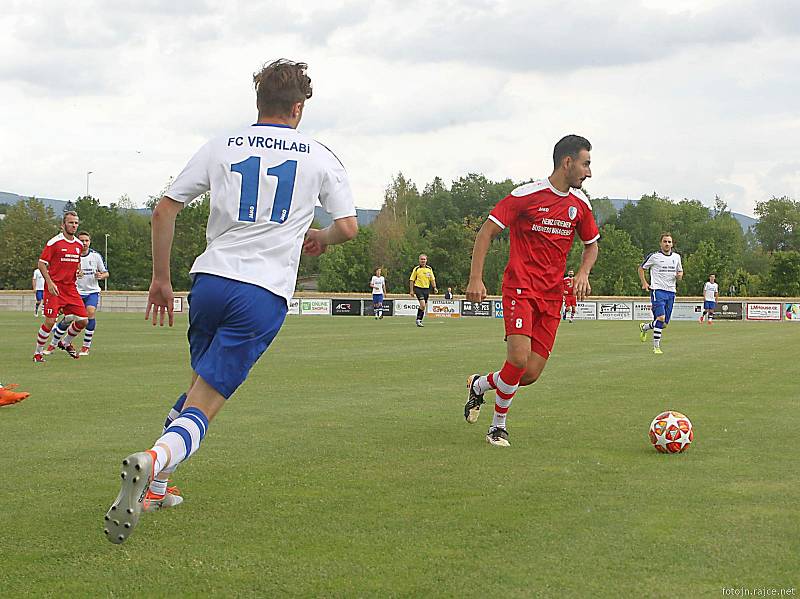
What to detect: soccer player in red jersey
<box><xmin>464</xmin><ymin>135</ymin><xmax>600</xmax><ymax>446</ymax></box>
<box><xmin>562</xmin><ymin>269</ymin><xmax>577</xmax><ymax>322</ymax></box>
<box><xmin>32</xmin><ymin>211</ymin><xmax>89</xmax><ymax>362</ymax></box>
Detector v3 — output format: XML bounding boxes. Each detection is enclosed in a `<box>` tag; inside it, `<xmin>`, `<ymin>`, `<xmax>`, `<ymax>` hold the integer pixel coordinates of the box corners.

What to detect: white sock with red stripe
<box><xmin>35</xmin><ymin>324</ymin><xmax>53</xmax><ymax>354</ymax></box>
<box><xmin>473</xmin><ymin>371</ymin><xmax>498</xmax><ymax>396</ymax></box>
<box><xmin>491</xmin><ymin>362</ymin><xmax>525</xmax><ymax>429</ymax></box>
<box><xmin>62</xmin><ymin>321</ymin><xmax>86</xmax><ymax>346</ymax></box>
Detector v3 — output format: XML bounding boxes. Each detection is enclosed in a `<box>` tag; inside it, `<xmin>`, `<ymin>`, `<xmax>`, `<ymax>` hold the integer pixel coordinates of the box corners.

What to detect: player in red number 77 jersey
<box><xmin>464</xmin><ymin>135</ymin><xmax>600</xmax><ymax>447</ymax></box>
<box><xmin>32</xmin><ymin>211</ymin><xmax>89</xmax><ymax>362</ymax></box>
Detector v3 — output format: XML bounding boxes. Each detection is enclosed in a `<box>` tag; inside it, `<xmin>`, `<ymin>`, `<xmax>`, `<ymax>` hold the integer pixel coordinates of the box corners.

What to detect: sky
<box><xmin>2</xmin><ymin>0</ymin><xmax>799</xmax><ymax>217</ymax></box>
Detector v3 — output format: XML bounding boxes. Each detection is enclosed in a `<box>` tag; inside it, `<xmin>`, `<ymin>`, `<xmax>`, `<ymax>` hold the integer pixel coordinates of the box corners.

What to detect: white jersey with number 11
<box><xmin>165</xmin><ymin>123</ymin><xmax>356</xmax><ymax>303</ymax></box>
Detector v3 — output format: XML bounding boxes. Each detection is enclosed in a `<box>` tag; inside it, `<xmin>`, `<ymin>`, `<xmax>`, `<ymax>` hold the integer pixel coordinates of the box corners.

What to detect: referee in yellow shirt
<box><xmin>409</xmin><ymin>254</ymin><xmax>437</xmax><ymax>327</ymax></box>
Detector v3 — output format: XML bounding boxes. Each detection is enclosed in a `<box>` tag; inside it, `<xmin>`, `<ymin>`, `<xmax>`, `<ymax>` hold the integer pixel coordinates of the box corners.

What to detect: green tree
<box><xmin>671</xmin><ymin>199</ymin><xmax>712</xmax><ymax>256</ymax></box>
<box><xmin>616</xmin><ymin>193</ymin><xmax>676</xmax><ymax>251</ymax></box>
<box><xmin>704</xmin><ymin>207</ymin><xmax>745</xmax><ymax>281</ymax></box>
<box><xmin>592</xmin><ymin>197</ymin><xmax>618</xmax><ymax>226</ymax></box>
<box><xmin>681</xmin><ymin>240</ymin><xmax>724</xmax><ymax>296</ymax></box>
<box><xmin>423</xmin><ymin>219</ymin><xmax>478</xmax><ymax>294</ymax></box>
<box><xmin>764</xmin><ymin>251</ymin><xmax>800</xmax><ymax>296</ymax></box>
<box><xmin>729</xmin><ymin>267</ymin><xmax>762</xmax><ymax>297</ymax></box>
<box><xmin>586</xmin><ymin>224</ymin><xmax>642</xmax><ymax>296</ymax></box>
<box><xmin>170</xmin><ymin>194</ymin><xmax>211</xmax><ymax>290</ymax></box>
<box><xmin>106</xmin><ymin>210</ymin><xmax>152</xmax><ymax>290</ymax></box>
<box><xmin>0</xmin><ymin>198</ymin><xmax>58</xmax><ymax>289</ymax></box>
<box><xmin>318</xmin><ymin>228</ymin><xmax>375</xmax><ymax>292</ymax></box>
<box><xmin>754</xmin><ymin>196</ymin><xmax>800</xmax><ymax>252</ymax></box>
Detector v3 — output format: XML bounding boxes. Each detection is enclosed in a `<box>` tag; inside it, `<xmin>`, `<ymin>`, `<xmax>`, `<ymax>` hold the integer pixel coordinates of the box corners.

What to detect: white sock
<box><xmin>150</xmin><ymin>407</ymin><xmax>209</xmax><ymax>472</ymax></box>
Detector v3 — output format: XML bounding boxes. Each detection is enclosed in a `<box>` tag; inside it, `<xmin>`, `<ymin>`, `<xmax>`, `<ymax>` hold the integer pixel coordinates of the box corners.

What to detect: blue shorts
<box><xmin>703</xmin><ymin>300</ymin><xmax>716</xmax><ymax>310</ymax></box>
<box><xmin>651</xmin><ymin>289</ymin><xmax>676</xmax><ymax>324</ymax></box>
<box><xmin>82</xmin><ymin>292</ymin><xmax>101</xmax><ymax>308</ymax></box>
<box><xmin>36</xmin><ymin>290</ymin><xmax>44</xmax><ymax>301</ymax></box>
<box><xmin>373</xmin><ymin>294</ymin><xmax>384</xmax><ymax>305</ymax></box>
<box><xmin>188</xmin><ymin>273</ymin><xmax>287</xmax><ymax>399</ymax></box>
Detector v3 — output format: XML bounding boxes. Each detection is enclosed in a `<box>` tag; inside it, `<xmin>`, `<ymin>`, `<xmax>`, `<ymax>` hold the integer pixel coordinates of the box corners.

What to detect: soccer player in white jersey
<box><xmin>46</xmin><ymin>231</ymin><xmax>108</xmax><ymax>356</ymax></box>
<box><xmin>638</xmin><ymin>233</ymin><xmax>683</xmax><ymax>354</ymax></box>
<box><xmin>370</xmin><ymin>267</ymin><xmax>386</xmax><ymax>319</ymax></box>
<box><xmin>32</xmin><ymin>268</ymin><xmax>45</xmax><ymax>316</ymax></box>
<box><xmin>104</xmin><ymin>59</ymin><xmax>358</xmax><ymax>544</ymax></box>
<box><xmin>700</xmin><ymin>273</ymin><xmax>719</xmax><ymax>325</ymax></box>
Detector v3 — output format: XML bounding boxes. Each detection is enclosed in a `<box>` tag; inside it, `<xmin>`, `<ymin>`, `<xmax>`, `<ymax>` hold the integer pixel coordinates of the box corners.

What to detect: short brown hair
<box><xmin>78</xmin><ymin>231</ymin><xmax>90</xmax><ymax>239</ymax></box>
<box><xmin>660</xmin><ymin>232</ymin><xmax>673</xmax><ymax>241</ymax></box>
<box><xmin>553</xmin><ymin>135</ymin><xmax>591</xmax><ymax>169</ymax></box>
<box><xmin>63</xmin><ymin>210</ymin><xmax>78</xmax><ymax>224</ymax></box>
<box><xmin>253</xmin><ymin>59</ymin><xmax>312</xmax><ymax>117</ymax></box>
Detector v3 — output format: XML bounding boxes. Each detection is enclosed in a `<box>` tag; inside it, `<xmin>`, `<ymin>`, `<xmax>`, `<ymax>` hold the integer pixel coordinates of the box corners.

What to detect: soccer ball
<box><xmin>648</xmin><ymin>411</ymin><xmax>693</xmax><ymax>453</ymax></box>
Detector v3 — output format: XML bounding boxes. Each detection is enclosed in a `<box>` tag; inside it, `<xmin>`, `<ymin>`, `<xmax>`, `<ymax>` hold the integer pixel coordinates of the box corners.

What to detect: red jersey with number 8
<box><xmin>489</xmin><ymin>180</ymin><xmax>599</xmax><ymax>301</ymax></box>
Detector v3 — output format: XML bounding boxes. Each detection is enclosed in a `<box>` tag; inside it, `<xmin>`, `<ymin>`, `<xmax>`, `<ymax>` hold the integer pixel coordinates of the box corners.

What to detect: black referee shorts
<box><xmin>413</xmin><ymin>286</ymin><xmax>431</xmax><ymax>301</ymax></box>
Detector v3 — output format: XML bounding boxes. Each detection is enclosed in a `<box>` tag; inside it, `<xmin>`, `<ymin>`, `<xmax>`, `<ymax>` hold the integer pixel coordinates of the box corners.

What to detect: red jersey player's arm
<box><xmin>573</xmin><ymin>242</ymin><xmax>598</xmax><ymax>301</ymax></box>
<box><xmin>466</xmin><ymin>219</ymin><xmax>503</xmax><ymax>302</ymax></box>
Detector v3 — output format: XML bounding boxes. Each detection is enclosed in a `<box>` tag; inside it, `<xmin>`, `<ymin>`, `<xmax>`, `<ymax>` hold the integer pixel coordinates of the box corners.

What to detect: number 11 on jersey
<box><xmin>230</xmin><ymin>156</ymin><xmax>297</xmax><ymax>223</ymax></box>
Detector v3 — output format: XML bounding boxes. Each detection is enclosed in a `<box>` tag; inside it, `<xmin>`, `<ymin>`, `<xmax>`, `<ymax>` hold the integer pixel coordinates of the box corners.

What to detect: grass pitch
<box><xmin>1</xmin><ymin>312</ymin><xmax>798</xmax><ymax>597</ymax></box>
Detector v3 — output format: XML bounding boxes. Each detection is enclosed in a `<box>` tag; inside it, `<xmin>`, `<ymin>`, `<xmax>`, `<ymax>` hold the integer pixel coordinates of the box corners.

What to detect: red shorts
<box><xmin>503</xmin><ymin>295</ymin><xmax>562</xmax><ymax>358</ymax></box>
<box><xmin>43</xmin><ymin>286</ymin><xmax>88</xmax><ymax>319</ymax></box>
<box><xmin>564</xmin><ymin>295</ymin><xmax>577</xmax><ymax>307</ymax></box>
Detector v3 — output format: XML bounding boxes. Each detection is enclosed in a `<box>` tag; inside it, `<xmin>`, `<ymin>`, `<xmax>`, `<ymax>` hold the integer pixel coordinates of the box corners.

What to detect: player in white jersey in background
<box><xmin>699</xmin><ymin>273</ymin><xmax>719</xmax><ymax>325</ymax></box>
<box><xmin>370</xmin><ymin>267</ymin><xmax>386</xmax><ymax>319</ymax></box>
<box><xmin>46</xmin><ymin>231</ymin><xmax>108</xmax><ymax>356</ymax></box>
<box><xmin>638</xmin><ymin>233</ymin><xmax>683</xmax><ymax>354</ymax></box>
<box><xmin>32</xmin><ymin>268</ymin><xmax>45</xmax><ymax>316</ymax></box>
<box><xmin>104</xmin><ymin>59</ymin><xmax>358</xmax><ymax>544</ymax></box>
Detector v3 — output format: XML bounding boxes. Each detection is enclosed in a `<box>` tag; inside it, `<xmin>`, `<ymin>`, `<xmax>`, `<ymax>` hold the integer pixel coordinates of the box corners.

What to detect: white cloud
<box><xmin>1</xmin><ymin>0</ymin><xmax>799</xmax><ymax>216</ymax></box>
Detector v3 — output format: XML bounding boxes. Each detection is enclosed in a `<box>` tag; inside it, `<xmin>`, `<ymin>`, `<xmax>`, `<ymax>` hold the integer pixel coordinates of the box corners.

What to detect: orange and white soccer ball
<box><xmin>649</xmin><ymin>411</ymin><xmax>693</xmax><ymax>453</ymax></box>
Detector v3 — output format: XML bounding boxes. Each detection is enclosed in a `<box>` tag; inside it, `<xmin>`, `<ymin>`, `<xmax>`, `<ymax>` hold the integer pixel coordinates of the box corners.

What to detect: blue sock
<box><xmin>163</xmin><ymin>393</ymin><xmax>188</xmax><ymax>433</ymax></box>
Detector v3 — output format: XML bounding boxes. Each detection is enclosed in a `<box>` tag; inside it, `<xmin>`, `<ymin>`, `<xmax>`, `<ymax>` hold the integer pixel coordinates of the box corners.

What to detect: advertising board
<box><xmin>427</xmin><ymin>299</ymin><xmax>460</xmax><ymax>318</ymax></box>
<box><xmin>461</xmin><ymin>300</ymin><xmax>493</xmax><ymax>317</ymax></box>
<box><xmin>670</xmin><ymin>302</ymin><xmax>703</xmax><ymax>321</ymax></box>
<box><xmin>715</xmin><ymin>301</ymin><xmax>743</xmax><ymax>320</ymax></box>
<box><xmin>363</xmin><ymin>299</ymin><xmax>394</xmax><ymax>317</ymax></box>
<box><xmin>494</xmin><ymin>300</ymin><xmax>503</xmax><ymax>318</ymax></box>
<box><xmin>785</xmin><ymin>303</ymin><xmax>800</xmax><ymax>321</ymax></box>
<box><xmin>331</xmin><ymin>299</ymin><xmax>361</xmax><ymax>316</ymax></box>
<box><xmin>597</xmin><ymin>302</ymin><xmax>633</xmax><ymax>320</ymax></box>
<box><xmin>300</xmin><ymin>298</ymin><xmax>331</xmax><ymax>315</ymax></box>
<box><xmin>746</xmin><ymin>303</ymin><xmax>781</xmax><ymax>321</ymax></box>
<box><xmin>394</xmin><ymin>299</ymin><xmax>421</xmax><ymax>317</ymax></box>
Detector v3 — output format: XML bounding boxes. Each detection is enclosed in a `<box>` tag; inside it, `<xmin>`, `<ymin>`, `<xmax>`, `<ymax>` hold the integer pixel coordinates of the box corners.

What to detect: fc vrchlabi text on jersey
<box><xmin>227</xmin><ymin>136</ymin><xmax>311</xmax><ymax>153</ymax></box>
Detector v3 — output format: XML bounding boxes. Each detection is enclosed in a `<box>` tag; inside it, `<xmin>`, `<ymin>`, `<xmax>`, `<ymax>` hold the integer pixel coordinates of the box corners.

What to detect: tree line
<box><xmin>1</xmin><ymin>175</ymin><xmax>798</xmax><ymax>297</ymax></box>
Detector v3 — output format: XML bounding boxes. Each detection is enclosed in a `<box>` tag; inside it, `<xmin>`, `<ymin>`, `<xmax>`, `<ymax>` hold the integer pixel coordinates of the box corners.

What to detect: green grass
<box><xmin>1</xmin><ymin>312</ymin><xmax>798</xmax><ymax>597</ymax></box>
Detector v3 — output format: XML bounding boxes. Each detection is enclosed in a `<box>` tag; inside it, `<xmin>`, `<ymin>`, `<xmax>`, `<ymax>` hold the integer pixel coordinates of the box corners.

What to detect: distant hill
<box><xmin>0</xmin><ymin>191</ymin><xmax>380</xmax><ymax>226</ymax></box>
<box><xmin>607</xmin><ymin>198</ymin><xmax>757</xmax><ymax>232</ymax></box>
<box><xmin>0</xmin><ymin>191</ymin><xmax>74</xmax><ymax>214</ymax></box>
